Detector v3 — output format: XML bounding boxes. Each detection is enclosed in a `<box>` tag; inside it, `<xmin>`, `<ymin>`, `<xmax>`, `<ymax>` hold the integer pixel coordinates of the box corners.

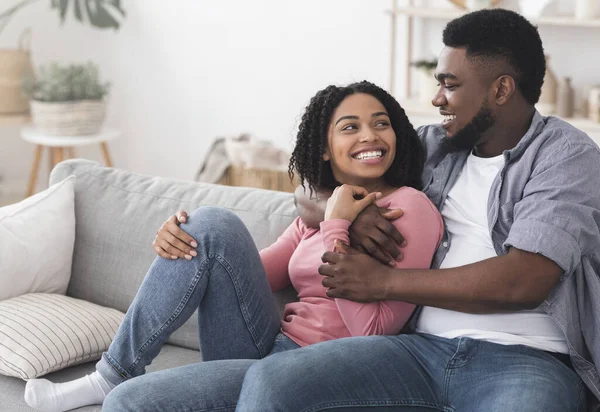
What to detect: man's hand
<box><xmin>349</xmin><ymin>204</ymin><xmax>406</xmax><ymax>266</ymax></box>
<box><xmin>152</xmin><ymin>210</ymin><xmax>198</xmax><ymax>260</ymax></box>
<box><xmin>319</xmin><ymin>245</ymin><xmax>393</xmax><ymax>302</ymax></box>
<box><xmin>294</xmin><ymin>185</ymin><xmax>332</xmax><ymax>229</ymax></box>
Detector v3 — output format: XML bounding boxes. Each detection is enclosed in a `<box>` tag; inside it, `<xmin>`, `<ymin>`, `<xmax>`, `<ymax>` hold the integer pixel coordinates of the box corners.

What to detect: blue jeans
<box><xmin>102</xmin><ymin>207</ymin><xmax>586</xmax><ymax>411</ymax></box>
<box><xmin>101</xmin><ymin>207</ymin><xmax>298</xmax><ymax>410</ymax></box>
<box><xmin>238</xmin><ymin>333</ymin><xmax>587</xmax><ymax>411</ymax></box>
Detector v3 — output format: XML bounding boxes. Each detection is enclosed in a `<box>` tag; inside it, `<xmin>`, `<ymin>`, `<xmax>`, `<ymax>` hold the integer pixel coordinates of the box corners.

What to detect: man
<box><xmin>235</xmin><ymin>9</ymin><xmax>600</xmax><ymax>411</ymax></box>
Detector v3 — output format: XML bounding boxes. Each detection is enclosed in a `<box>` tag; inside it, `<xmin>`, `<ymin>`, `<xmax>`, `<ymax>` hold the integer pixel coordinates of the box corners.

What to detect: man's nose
<box><xmin>431</xmin><ymin>87</ymin><xmax>446</xmax><ymax>107</ymax></box>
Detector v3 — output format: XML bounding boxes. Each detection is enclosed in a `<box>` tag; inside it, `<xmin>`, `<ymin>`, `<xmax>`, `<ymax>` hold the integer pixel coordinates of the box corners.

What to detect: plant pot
<box><xmin>0</xmin><ymin>47</ymin><xmax>34</xmax><ymax>114</ymax></box>
<box><xmin>417</xmin><ymin>69</ymin><xmax>438</xmax><ymax>104</ymax></box>
<box><xmin>30</xmin><ymin>100</ymin><xmax>106</xmax><ymax>136</ymax></box>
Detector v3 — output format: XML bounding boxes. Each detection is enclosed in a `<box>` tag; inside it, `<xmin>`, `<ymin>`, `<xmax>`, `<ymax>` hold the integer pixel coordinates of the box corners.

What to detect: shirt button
<box><xmin>442</xmin><ymin>241</ymin><xmax>449</xmax><ymax>248</ymax></box>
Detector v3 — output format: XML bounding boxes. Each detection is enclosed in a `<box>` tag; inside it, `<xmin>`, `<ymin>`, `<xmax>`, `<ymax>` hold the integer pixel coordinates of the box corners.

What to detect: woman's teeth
<box><xmin>355</xmin><ymin>150</ymin><xmax>383</xmax><ymax>160</ymax></box>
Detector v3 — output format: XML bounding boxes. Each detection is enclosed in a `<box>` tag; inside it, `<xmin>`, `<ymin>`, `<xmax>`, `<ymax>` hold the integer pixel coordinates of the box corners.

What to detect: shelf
<box><xmin>388</xmin><ymin>7</ymin><xmax>600</xmax><ymax>28</ymax></box>
<box><xmin>0</xmin><ymin>114</ymin><xmax>31</xmax><ymax>127</ymax></box>
<box><xmin>398</xmin><ymin>98</ymin><xmax>600</xmax><ymax>141</ymax></box>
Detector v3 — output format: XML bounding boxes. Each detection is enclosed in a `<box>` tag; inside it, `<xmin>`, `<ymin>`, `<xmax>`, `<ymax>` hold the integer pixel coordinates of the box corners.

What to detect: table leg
<box><xmin>51</xmin><ymin>147</ymin><xmax>64</xmax><ymax>168</ymax></box>
<box><xmin>26</xmin><ymin>145</ymin><xmax>43</xmax><ymax>197</ymax></box>
<box><xmin>100</xmin><ymin>142</ymin><xmax>113</xmax><ymax>167</ymax></box>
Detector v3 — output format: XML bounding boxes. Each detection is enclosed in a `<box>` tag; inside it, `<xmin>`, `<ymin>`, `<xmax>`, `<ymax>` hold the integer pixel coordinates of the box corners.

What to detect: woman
<box><xmin>25</xmin><ymin>81</ymin><xmax>443</xmax><ymax>412</ymax></box>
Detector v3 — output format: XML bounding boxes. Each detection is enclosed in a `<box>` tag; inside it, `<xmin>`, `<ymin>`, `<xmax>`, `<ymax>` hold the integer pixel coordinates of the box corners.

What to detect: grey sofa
<box><xmin>1</xmin><ymin>159</ymin><xmax>299</xmax><ymax>412</ymax></box>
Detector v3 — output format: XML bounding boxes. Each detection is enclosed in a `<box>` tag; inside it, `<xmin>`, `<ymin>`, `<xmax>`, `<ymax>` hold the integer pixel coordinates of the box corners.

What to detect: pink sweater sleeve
<box><xmin>326</xmin><ymin>188</ymin><xmax>444</xmax><ymax>336</ymax></box>
<box><xmin>259</xmin><ymin>217</ymin><xmax>305</xmax><ymax>292</ymax></box>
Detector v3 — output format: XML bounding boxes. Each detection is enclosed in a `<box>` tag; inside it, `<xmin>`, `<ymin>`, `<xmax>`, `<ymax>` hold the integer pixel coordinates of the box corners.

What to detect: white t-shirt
<box><xmin>416</xmin><ymin>152</ymin><xmax>568</xmax><ymax>354</ymax></box>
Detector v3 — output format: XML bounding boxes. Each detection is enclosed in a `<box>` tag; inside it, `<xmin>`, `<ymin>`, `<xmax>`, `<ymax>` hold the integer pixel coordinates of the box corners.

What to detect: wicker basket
<box><xmin>0</xmin><ymin>49</ymin><xmax>34</xmax><ymax>114</ymax></box>
<box><xmin>217</xmin><ymin>165</ymin><xmax>297</xmax><ymax>193</ymax></box>
<box><xmin>30</xmin><ymin>100</ymin><xmax>106</xmax><ymax>136</ymax></box>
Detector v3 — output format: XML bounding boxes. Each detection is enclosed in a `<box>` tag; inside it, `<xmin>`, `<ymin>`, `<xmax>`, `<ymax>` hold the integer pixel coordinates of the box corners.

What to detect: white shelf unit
<box><xmin>387</xmin><ymin>1</ymin><xmax>600</xmax><ymax>140</ymax></box>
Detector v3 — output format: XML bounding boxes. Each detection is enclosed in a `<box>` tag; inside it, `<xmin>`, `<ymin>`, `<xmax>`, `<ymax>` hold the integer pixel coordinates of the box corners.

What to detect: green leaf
<box><xmin>83</xmin><ymin>0</ymin><xmax>122</xmax><ymax>29</ymax></box>
<box><xmin>74</xmin><ymin>0</ymin><xmax>83</xmax><ymax>21</ymax></box>
<box><xmin>59</xmin><ymin>0</ymin><xmax>69</xmax><ymax>22</ymax></box>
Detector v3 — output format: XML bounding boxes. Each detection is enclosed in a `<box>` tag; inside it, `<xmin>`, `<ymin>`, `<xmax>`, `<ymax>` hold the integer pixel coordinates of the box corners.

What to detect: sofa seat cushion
<box><xmin>0</xmin><ymin>343</ymin><xmax>200</xmax><ymax>412</ymax></box>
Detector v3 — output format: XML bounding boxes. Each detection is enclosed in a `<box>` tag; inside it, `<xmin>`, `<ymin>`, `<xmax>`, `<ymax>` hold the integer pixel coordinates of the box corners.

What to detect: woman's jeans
<box><xmin>102</xmin><ymin>207</ymin><xmax>586</xmax><ymax>412</ymax></box>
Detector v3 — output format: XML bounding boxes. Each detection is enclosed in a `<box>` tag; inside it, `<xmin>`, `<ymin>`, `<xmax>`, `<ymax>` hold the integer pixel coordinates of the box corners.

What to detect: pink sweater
<box><xmin>259</xmin><ymin>186</ymin><xmax>444</xmax><ymax>347</ymax></box>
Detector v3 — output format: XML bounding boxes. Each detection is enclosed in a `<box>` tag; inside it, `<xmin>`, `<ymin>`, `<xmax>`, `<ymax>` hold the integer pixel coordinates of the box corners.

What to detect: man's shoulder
<box><xmin>417</xmin><ymin>124</ymin><xmax>445</xmax><ymax>145</ymax></box>
<box><xmin>527</xmin><ymin>116</ymin><xmax>600</xmax><ymax>165</ymax></box>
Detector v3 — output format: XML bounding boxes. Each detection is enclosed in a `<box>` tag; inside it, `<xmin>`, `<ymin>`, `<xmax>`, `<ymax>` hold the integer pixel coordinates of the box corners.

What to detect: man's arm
<box><xmin>294</xmin><ymin>185</ymin><xmax>406</xmax><ymax>264</ymax></box>
<box><xmin>320</xmin><ymin>247</ymin><xmax>561</xmax><ymax>313</ymax></box>
<box><xmin>293</xmin><ymin>185</ymin><xmax>329</xmax><ymax>229</ymax></box>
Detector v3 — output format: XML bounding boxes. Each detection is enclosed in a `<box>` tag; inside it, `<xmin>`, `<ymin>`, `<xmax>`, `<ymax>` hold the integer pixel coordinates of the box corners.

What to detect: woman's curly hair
<box><xmin>289</xmin><ymin>80</ymin><xmax>424</xmax><ymax>195</ymax></box>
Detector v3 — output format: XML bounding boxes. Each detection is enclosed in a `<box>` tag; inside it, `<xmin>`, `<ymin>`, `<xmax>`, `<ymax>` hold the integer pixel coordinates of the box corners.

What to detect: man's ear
<box><xmin>494</xmin><ymin>75</ymin><xmax>516</xmax><ymax>105</ymax></box>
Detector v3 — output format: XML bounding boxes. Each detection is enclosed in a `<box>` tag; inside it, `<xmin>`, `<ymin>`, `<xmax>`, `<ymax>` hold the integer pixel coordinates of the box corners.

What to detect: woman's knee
<box><xmin>185</xmin><ymin>207</ymin><xmax>246</xmax><ymax>239</ymax></box>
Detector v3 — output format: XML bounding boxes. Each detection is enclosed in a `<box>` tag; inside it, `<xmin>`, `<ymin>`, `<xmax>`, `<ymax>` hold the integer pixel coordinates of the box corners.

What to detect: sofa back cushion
<box><xmin>49</xmin><ymin>160</ymin><xmax>298</xmax><ymax>351</ymax></box>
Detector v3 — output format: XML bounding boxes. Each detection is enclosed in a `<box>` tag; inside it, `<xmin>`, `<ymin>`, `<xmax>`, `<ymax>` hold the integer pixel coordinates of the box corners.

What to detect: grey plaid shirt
<box><xmin>416</xmin><ymin>111</ymin><xmax>600</xmax><ymax>402</ymax></box>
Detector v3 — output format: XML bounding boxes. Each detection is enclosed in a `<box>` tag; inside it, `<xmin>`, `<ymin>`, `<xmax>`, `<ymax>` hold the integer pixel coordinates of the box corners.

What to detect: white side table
<box><xmin>20</xmin><ymin>126</ymin><xmax>120</xmax><ymax>197</ymax></box>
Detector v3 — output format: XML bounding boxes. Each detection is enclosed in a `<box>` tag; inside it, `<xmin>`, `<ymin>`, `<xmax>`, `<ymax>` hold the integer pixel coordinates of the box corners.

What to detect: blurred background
<box><xmin>1</xmin><ymin>0</ymin><xmax>599</xmax><ymax>204</ymax></box>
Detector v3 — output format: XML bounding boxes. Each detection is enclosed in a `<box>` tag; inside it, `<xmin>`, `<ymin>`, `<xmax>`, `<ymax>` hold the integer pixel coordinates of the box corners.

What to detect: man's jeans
<box><xmin>101</xmin><ymin>207</ymin><xmax>586</xmax><ymax>411</ymax></box>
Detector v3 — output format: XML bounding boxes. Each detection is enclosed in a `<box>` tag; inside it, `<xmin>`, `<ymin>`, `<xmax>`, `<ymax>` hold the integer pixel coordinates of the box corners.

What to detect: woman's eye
<box><xmin>341</xmin><ymin>124</ymin><xmax>357</xmax><ymax>131</ymax></box>
<box><xmin>375</xmin><ymin>121</ymin><xmax>389</xmax><ymax>127</ymax></box>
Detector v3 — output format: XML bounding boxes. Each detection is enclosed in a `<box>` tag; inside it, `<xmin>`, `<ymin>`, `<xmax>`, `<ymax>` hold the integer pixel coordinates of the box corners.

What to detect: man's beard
<box><xmin>441</xmin><ymin>101</ymin><xmax>496</xmax><ymax>153</ymax></box>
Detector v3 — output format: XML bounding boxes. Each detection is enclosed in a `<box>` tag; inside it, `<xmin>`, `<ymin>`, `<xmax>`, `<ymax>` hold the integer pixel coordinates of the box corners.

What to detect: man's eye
<box><xmin>444</xmin><ymin>84</ymin><xmax>457</xmax><ymax>90</ymax></box>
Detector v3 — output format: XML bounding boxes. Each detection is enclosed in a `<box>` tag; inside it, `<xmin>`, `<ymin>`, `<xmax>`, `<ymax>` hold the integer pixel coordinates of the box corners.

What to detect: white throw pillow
<box><xmin>0</xmin><ymin>293</ymin><xmax>125</xmax><ymax>379</ymax></box>
<box><xmin>0</xmin><ymin>176</ymin><xmax>76</xmax><ymax>301</ymax></box>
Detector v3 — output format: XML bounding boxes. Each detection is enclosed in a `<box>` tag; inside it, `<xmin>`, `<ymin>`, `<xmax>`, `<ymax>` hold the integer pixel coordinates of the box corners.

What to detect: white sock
<box><xmin>24</xmin><ymin>371</ymin><xmax>115</xmax><ymax>412</ymax></box>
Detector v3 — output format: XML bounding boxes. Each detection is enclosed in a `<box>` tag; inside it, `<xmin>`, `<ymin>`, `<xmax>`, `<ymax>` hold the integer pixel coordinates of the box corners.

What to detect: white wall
<box><xmin>1</xmin><ymin>0</ymin><xmax>599</xmax><ymax>199</ymax></box>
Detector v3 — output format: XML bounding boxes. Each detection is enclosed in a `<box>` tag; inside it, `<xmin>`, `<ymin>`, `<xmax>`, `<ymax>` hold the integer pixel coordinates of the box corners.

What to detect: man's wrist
<box><xmin>378</xmin><ymin>265</ymin><xmax>400</xmax><ymax>300</ymax></box>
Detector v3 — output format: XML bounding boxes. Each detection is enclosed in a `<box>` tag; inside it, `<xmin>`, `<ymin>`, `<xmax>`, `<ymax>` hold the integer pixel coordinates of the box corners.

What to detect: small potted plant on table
<box><xmin>24</xmin><ymin>62</ymin><xmax>110</xmax><ymax>136</ymax></box>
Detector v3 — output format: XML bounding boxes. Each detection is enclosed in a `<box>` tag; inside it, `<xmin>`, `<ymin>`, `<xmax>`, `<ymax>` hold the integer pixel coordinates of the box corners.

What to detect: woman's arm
<box><xmin>294</xmin><ymin>185</ymin><xmax>406</xmax><ymax>265</ymax></box>
<box><xmin>323</xmin><ymin>190</ymin><xmax>444</xmax><ymax>336</ymax></box>
<box><xmin>259</xmin><ymin>217</ymin><xmax>306</xmax><ymax>292</ymax></box>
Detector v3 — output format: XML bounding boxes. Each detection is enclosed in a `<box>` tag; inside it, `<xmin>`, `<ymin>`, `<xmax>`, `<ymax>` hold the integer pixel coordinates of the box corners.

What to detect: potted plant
<box><xmin>411</xmin><ymin>58</ymin><xmax>438</xmax><ymax>104</ymax></box>
<box><xmin>0</xmin><ymin>0</ymin><xmax>125</xmax><ymax>115</ymax></box>
<box><xmin>24</xmin><ymin>62</ymin><xmax>110</xmax><ymax>135</ymax></box>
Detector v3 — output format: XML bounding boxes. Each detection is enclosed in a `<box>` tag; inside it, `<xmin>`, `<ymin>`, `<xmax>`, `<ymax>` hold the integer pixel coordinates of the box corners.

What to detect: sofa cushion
<box><xmin>49</xmin><ymin>160</ymin><xmax>298</xmax><ymax>351</ymax></box>
<box><xmin>0</xmin><ymin>293</ymin><xmax>124</xmax><ymax>379</ymax></box>
<box><xmin>0</xmin><ymin>343</ymin><xmax>200</xmax><ymax>412</ymax></box>
<box><xmin>0</xmin><ymin>175</ymin><xmax>75</xmax><ymax>301</ymax></box>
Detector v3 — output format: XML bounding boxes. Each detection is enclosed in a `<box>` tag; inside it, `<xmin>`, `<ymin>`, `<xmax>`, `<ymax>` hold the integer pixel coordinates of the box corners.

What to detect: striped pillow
<box><xmin>0</xmin><ymin>293</ymin><xmax>125</xmax><ymax>379</ymax></box>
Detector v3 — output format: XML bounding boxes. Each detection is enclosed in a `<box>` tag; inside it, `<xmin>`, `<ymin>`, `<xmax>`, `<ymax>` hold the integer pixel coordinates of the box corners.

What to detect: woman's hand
<box><xmin>152</xmin><ymin>210</ymin><xmax>198</xmax><ymax>260</ymax></box>
<box><xmin>324</xmin><ymin>185</ymin><xmax>382</xmax><ymax>223</ymax></box>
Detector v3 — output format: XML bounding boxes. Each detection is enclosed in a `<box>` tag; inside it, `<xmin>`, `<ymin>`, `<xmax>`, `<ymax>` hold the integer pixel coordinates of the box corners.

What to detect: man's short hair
<box><xmin>443</xmin><ymin>9</ymin><xmax>546</xmax><ymax>105</ymax></box>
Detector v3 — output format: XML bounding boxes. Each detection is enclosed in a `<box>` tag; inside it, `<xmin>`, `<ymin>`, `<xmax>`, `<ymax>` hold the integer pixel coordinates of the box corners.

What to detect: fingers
<box><xmin>379</xmin><ymin>207</ymin><xmax>404</xmax><ymax>221</ymax></box>
<box><xmin>376</xmin><ymin>219</ymin><xmax>406</xmax><ymax>248</ymax></box>
<box><xmin>176</xmin><ymin>210</ymin><xmax>188</xmax><ymax>224</ymax></box>
<box><xmin>163</xmin><ymin>231</ymin><xmax>197</xmax><ymax>259</ymax></box>
<box><xmin>321</xmin><ymin>251</ymin><xmax>341</xmax><ymax>264</ymax></box>
<box><xmin>153</xmin><ymin>237</ymin><xmax>192</xmax><ymax>260</ymax></box>
<box><xmin>153</xmin><ymin>244</ymin><xmax>177</xmax><ymax>260</ymax></box>
<box><xmin>333</xmin><ymin>240</ymin><xmax>361</xmax><ymax>255</ymax></box>
<box><xmin>360</xmin><ymin>238</ymin><xmax>396</xmax><ymax>267</ymax></box>
<box><xmin>167</xmin><ymin>220</ymin><xmax>198</xmax><ymax>248</ymax></box>
<box><xmin>355</xmin><ymin>191</ymin><xmax>382</xmax><ymax>211</ymax></box>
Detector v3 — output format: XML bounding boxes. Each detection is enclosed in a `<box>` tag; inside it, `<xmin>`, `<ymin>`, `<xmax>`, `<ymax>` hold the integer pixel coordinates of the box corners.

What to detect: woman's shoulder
<box><xmin>380</xmin><ymin>187</ymin><xmax>439</xmax><ymax>214</ymax></box>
